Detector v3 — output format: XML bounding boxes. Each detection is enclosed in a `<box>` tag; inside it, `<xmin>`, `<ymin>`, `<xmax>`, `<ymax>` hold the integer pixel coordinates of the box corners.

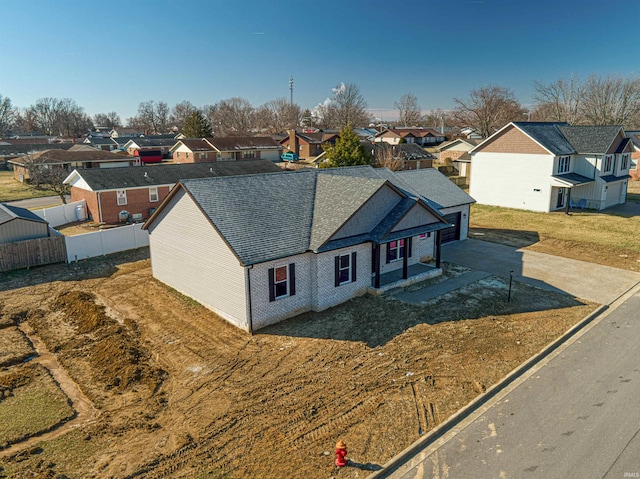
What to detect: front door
<box><xmin>556</xmin><ymin>187</ymin><xmax>566</xmax><ymax>208</ymax></box>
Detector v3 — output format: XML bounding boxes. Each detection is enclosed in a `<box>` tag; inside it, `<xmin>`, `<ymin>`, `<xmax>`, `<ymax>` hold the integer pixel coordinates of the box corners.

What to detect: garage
<box><xmin>441</xmin><ymin>212</ymin><xmax>461</xmax><ymax>243</ymax></box>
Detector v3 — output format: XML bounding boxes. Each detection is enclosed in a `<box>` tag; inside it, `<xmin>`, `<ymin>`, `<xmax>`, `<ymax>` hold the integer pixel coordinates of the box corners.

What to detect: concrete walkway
<box><xmin>440</xmin><ymin>240</ymin><xmax>640</xmax><ymax>305</ymax></box>
<box><xmin>392</xmin><ymin>270</ymin><xmax>492</xmax><ymax>304</ymax></box>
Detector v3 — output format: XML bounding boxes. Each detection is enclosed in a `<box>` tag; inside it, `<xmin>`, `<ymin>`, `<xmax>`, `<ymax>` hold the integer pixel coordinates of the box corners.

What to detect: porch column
<box><xmin>435</xmin><ymin>230</ymin><xmax>442</xmax><ymax>268</ymax></box>
<box><xmin>402</xmin><ymin>237</ymin><xmax>409</xmax><ymax>279</ymax></box>
<box><xmin>373</xmin><ymin>243</ymin><xmax>381</xmax><ymax>288</ymax></box>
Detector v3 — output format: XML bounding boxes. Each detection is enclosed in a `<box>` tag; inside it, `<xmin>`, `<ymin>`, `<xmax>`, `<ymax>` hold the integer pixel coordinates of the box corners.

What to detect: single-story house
<box><xmin>143</xmin><ymin>165</ymin><xmax>474</xmax><ymax>331</ymax></box>
<box><xmin>0</xmin><ymin>203</ymin><xmax>51</xmax><ymax>244</ymax></box>
<box><xmin>375</xmin><ymin>128</ymin><xmax>445</xmax><ymax>146</ymax></box>
<box><xmin>470</xmin><ymin>122</ymin><xmax>633</xmax><ymax>212</ymax></box>
<box><xmin>279</xmin><ymin>130</ymin><xmax>339</xmax><ymax>159</ymax></box>
<box><xmin>64</xmin><ymin>160</ymin><xmax>282</xmax><ymax>224</ymax></box>
<box><xmin>123</xmin><ymin>137</ymin><xmax>179</xmax><ymax>163</ymax></box>
<box><xmin>0</xmin><ymin>143</ymin><xmax>73</xmax><ymax>171</ymax></box>
<box><xmin>370</xmin><ymin>143</ymin><xmax>435</xmax><ymax>171</ymax></box>
<box><xmin>9</xmin><ymin>148</ymin><xmax>134</xmax><ymax>182</ymax></box>
<box><xmin>199</xmin><ymin>137</ymin><xmax>283</xmax><ymax>162</ymax></box>
<box><xmin>437</xmin><ymin>137</ymin><xmax>484</xmax><ymax>181</ymax></box>
<box><xmin>83</xmin><ymin>136</ymin><xmax>118</xmax><ymax>151</ymax></box>
<box><xmin>170</xmin><ymin>139</ymin><xmax>217</xmax><ymax>163</ymax></box>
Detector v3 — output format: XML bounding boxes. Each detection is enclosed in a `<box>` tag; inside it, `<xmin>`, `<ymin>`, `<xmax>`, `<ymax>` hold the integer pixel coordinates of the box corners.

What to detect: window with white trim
<box><xmin>149</xmin><ymin>187</ymin><xmax>158</xmax><ymax>202</ymax></box>
<box><xmin>621</xmin><ymin>153</ymin><xmax>629</xmax><ymax>170</ymax></box>
<box><xmin>603</xmin><ymin>155</ymin><xmax>613</xmax><ymax>173</ymax></box>
<box><xmin>268</xmin><ymin>264</ymin><xmax>296</xmax><ymax>301</ymax></box>
<box><xmin>631</xmin><ymin>158</ymin><xmax>638</xmax><ymax>171</ymax></box>
<box><xmin>387</xmin><ymin>239</ymin><xmax>405</xmax><ymax>262</ymax></box>
<box><xmin>199</xmin><ymin>152</ymin><xmax>207</xmax><ymax>159</ymax></box>
<box><xmin>116</xmin><ymin>190</ymin><xmax>127</xmax><ymax>206</ymax></box>
<box><xmin>557</xmin><ymin>156</ymin><xmax>570</xmax><ymax>174</ymax></box>
<box><xmin>335</xmin><ymin>252</ymin><xmax>357</xmax><ymax>286</ymax></box>
<box><xmin>243</xmin><ymin>150</ymin><xmax>256</xmax><ymax>159</ymax></box>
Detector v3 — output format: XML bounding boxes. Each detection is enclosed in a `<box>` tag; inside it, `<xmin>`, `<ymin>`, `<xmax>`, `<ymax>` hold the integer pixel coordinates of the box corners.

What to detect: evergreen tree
<box><xmin>182</xmin><ymin>110</ymin><xmax>213</xmax><ymax>138</ymax></box>
<box><xmin>321</xmin><ymin>124</ymin><xmax>371</xmax><ymax>168</ymax></box>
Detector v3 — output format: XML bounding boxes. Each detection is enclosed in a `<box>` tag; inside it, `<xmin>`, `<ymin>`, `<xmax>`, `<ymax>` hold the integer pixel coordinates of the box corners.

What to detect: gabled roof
<box><xmin>512</xmin><ymin>122</ymin><xmax>574</xmax><ymax>156</ymax></box>
<box><xmin>376</xmin><ymin>128</ymin><xmax>445</xmax><ymax>139</ymax></box>
<box><xmin>124</xmin><ymin>138</ymin><xmax>178</xmax><ymax>148</ymax></box>
<box><xmin>85</xmin><ymin>137</ymin><xmax>117</xmax><ymax>145</ymax></box>
<box><xmin>557</xmin><ymin>125</ymin><xmax>622</xmax><ymax>154</ymax></box>
<box><xmin>395</xmin><ymin>169</ymin><xmax>476</xmax><ymax>208</ymax></box>
<box><xmin>170</xmin><ymin>139</ymin><xmax>215</xmax><ymax>152</ymax></box>
<box><xmin>9</xmin><ymin>148</ymin><xmax>130</xmax><ymax>166</ymax></box>
<box><xmin>64</xmin><ymin>160</ymin><xmax>282</xmax><ymax>191</ymax></box>
<box><xmin>0</xmin><ymin>143</ymin><xmax>73</xmax><ymax>157</ymax></box>
<box><xmin>438</xmin><ymin>138</ymin><xmax>483</xmax><ymax>150</ymax></box>
<box><xmin>0</xmin><ymin>203</ymin><xmax>47</xmax><ymax>225</ymax></box>
<box><xmin>146</xmin><ymin>166</ymin><xmax>464</xmax><ymax>266</ymax></box>
<box><xmin>205</xmin><ymin>136</ymin><xmax>281</xmax><ymax>151</ymax></box>
<box><xmin>613</xmin><ymin>137</ymin><xmax>632</xmax><ymax>154</ymax></box>
<box><xmin>371</xmin><ymin>143</ymin><xmax>435</xmax><ymax>160</ymax></box>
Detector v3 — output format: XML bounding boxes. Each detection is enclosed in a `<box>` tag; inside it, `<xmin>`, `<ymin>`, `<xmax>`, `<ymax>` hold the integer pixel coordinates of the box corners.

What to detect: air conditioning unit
<box><xmin>132</xmin><ymin>213</ymin><xmax>144</xmax><ymax>223</ymax></box>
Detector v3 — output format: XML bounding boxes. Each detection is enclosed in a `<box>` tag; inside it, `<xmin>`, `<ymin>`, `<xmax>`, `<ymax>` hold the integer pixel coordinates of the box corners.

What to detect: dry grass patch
<box><xmin>0</xmin><ymin>363</ymin><xmax>74</xmax><ymax>449</ymax></box>
<box><xmin>0</xmin><ymin>171</ymin><xmax>58</xmax><ymax>203</ymax></box>
<box><xmin>0</xmin><ymin>327</ymin><xmax>35</xmax><ymax>367</ymax></box>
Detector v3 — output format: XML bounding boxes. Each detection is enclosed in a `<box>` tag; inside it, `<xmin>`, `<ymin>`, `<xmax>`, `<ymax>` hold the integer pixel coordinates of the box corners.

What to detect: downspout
<box><xmin>246</xmin><ymin>265</ymin><xmax>253</xmax><ymax>334</ymax></box>
<box><xmin>97</xmin><ymin>191</ymin><xmax>103</xmax><ymax>223</ymax></box>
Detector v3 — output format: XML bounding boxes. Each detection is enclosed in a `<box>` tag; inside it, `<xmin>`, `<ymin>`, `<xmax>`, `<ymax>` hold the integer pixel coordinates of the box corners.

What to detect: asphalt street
<box><xmin>385</xmin><ymin>287</ymin><xmax>640</xmax><ymax>479</ymax></box>
<box><xmin>6</xmin><ymin>195</ymin><xmax>70</xmax><ymax>209</ymax></box>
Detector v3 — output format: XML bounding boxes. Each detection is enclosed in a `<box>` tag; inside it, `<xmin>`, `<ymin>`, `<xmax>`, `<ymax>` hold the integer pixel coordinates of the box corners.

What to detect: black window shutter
<box><xmin>268</xmin><ymin>268</ymin><xmax>275</xmax><ymax>302</ymax></box>
<box><xmin>351</xmin><ymin>252</ymin><xmax>357</xmax><ymax>282</ymax></box>
<box><xmin>289</xmin><ymin>263</ymin><xmax>296</xmax><ymax>296</ymax></box>
<box><xmin>386</xmin><ymin>243</ymin><xmax>390</xmax><ymax>263</ymax></box>
<box><xmin>334</xmin><ymin>256</ymin><xmax>340</xmax><ymax>287</ymax></box>
<box><xmin>408</xmin><ymin>237</ymin><xmax>413</xmax><ymax>257</ymax></box>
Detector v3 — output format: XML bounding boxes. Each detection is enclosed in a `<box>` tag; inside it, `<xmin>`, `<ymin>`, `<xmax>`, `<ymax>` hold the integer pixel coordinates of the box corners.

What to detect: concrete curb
<box><xmin>367</xmin><ymin>301</ymin><xmax>612</xmax><ymax>478</ymax></box>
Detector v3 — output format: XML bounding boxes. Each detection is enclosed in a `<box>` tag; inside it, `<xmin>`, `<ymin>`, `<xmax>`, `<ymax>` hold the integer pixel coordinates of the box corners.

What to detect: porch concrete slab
<box><xmin>392</xmin><ymin>269</ymin><xmax>491</xmax><ymax>304</ymax></box>
<box><xmin>442</xmin><ymin>240</ymin><xmax>640</xmax><ymax>305</ymax></box>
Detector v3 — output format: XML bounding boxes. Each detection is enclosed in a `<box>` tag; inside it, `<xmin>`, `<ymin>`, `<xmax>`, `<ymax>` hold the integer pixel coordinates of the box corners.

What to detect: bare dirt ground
<box><xmin>0</xmin><ymin>250</ymin><xmax>597</xmax><ymax>478</ymax></box>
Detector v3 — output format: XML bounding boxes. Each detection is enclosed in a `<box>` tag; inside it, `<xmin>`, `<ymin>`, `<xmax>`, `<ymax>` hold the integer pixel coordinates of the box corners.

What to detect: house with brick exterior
<box><xmin>370</xmin><ymin>143</ymin><xmax>435</xmax><ymax>171</ymax></box>
<box><xmin>279</xmin><ymin>130</ymin><xmax>339</xmax><ymax>159</ymax></box>
<box><xmin>9</xmin><ymin>148</ymin><xmax>133</xmax><ymax>182</ymax></box>
<box><xmin>63</xmin><ymin>160</ymin><xmax>282</xmax><ymax>224</ymax></box>
<box><xmin>375</xmin><ymin>128</ymin><xmax>445</xmax><ymax>146</ymax></box>
<box><xmin>170</xmin><ymin>139</ymin><xmax>217</xmax><ymax>163</ymax></box>
<box><xmin>470</xmin><ymin>122</ymin><xmax>633</xmax><ymax>212</ymax></box>
<box><xmin>123</xmin><ymin>137</ymin><xmax>179</xmax><ymax>164</ymax></box>
<box><xmin>143</xmin><ymin>165</ymin><xmax>474</xmax><ymax>331</ymax></box>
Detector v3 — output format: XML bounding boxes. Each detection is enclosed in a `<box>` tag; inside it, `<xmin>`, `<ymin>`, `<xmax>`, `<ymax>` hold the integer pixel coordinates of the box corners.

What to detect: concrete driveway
<box><xmin>442</xmin><ymin>239</ymin><xmax>640</xmax><ymax>305</ymax></box>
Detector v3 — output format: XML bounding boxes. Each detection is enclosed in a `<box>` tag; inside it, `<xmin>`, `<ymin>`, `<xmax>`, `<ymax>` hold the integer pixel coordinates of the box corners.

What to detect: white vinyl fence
<box><xmin>64</xmin><ymin>224</ymin><xmax>149</xmax><ymax>263</ymax></box>
<box><xmin>34</xmin><ymin>200</ymin><xmax>86</xmax><ymax>228</ymax></box>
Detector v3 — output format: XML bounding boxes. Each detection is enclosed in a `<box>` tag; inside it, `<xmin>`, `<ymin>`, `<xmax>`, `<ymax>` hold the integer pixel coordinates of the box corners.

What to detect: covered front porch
<box><xmin>368</xmin><ymin>261</ymin><xmax>442</xmax><ymax>295</ymax></box>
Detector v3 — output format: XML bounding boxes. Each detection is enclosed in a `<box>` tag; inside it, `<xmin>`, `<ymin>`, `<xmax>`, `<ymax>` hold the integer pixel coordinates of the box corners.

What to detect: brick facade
<box><xmin>70</xmin><ymin>185</ymin><xmax>171</xmax><ymax>224</ymax></box>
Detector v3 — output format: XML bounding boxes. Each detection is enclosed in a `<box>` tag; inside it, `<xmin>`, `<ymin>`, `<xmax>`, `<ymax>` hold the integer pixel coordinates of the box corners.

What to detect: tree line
<box><xmin>1</xmin><ymin>74</ymin><xmax>639</xmax><ymax>139</ymax></box>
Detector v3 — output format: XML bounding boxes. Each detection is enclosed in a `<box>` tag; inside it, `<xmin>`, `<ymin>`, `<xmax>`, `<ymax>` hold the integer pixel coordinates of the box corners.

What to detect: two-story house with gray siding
<box><xmin>470</xmin><ymin>122</ymin><xmax>633</xmax><ymax>212</ymax></box>
<box><xmin>143</xmin><ymin>166</ymin><xmax>474</xmax><ymax>332</ymax></box>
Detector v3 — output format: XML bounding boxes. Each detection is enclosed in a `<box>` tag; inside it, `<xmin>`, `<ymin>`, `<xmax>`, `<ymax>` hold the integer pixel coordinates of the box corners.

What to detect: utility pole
<box><xmin>289</xmin><ymin>76</ymin><xmax>294</xmax><ymax>106</ymax></box>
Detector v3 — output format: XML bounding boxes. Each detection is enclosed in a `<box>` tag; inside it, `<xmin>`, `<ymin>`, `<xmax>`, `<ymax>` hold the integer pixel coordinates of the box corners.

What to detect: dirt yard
<box><xmin>0</xmin><ymin>250</ymin><xmax>597</xmax><ymax>478</ymax></box>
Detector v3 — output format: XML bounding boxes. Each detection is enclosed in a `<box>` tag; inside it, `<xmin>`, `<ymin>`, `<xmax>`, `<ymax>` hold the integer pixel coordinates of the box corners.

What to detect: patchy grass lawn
<box><xmin>0</xmin><ymin>363</ymin><xmax>74</xmax><ymax>449</ymax></box>
<box><xmin>0</xmin><ymin>327</ymin><xmax>35</xmax><ymax>368</ymax></box>
<box><xmin>0</xmin><ymin>171</ymin><xmax>58</xmax><ymax>202</ymax></box>
<box><xmin>470</xmin><ymin>202</ymin><xmax>640</xmax><ymax>271</ymax></box>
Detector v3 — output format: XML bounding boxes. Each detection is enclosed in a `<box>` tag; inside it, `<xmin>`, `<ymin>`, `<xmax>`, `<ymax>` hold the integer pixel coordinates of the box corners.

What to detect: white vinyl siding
<box><xmin>147</xmin><ymin>189</ymin><xmax>249</xmax><ymax>330</ymax></box>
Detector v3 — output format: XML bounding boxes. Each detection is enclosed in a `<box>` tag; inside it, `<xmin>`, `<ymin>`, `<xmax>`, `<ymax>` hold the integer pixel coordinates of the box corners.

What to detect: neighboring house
<box><xmin>9</xmin><ymin>149</ymin><xmax>134</xmax><ymax>182</ymax></box>
<box><xmin>625</xmin><ymin>130</ymin><xmax>640</xmax><ymax>180</ymax></box>
<box><xmin>280</xmin><ymin>130</ymin><xmax>339</xmax><ymax>159</ymax></box>
<box><xmin>110</xmin><ymin>128</ymin><xmax>143</xmax><ymax>138</ymax></box>
<box><xmin>64</xmin><ymin>160</ymin><xmax>282</xmax><ymax>224</ymax></box>
<box><xmin>375</xmin><ymin>128</ymin><xmax>445</xmax><ymax>146</ymax></box>
<box><xmin>170</xmin><ymin>139</ymin><xmax>217</xmax><ymax>163</ymax></box>
<box><xmin>123</xmin><ymin>137</ymin><xmax>179</xmax><ymax>163</ymax></box>
<box><xmin>0</xmin><ymin>203</ymin><xmax>51</xmax><ymax>244</ymax></box>
<box><xmin>438</xmin><ymin>138</ymin><xmax>484</xmax><ymax>180</ymax></box>
<box><xmin>470</xmin><ymin>122</ymin><xmax>633</xmax><ymax>212</ymax></box>
<box><xmin>83</xmin><ymin>136</ymin><xmax>118</xmax><ymax>151</ymax></box>
<box><xmin>202</xmin><ymin>137</ymin><xmax>283</xmax><ymax>162</ymax></box>
<box><xmin>142</xmin><ymin>165</ymin><xmax>473</xmax><ymax>332</ymax></box>
<box><xmin>0</xmin><ymin>143</ymin><xmax>73</xmax><ymax>171</ymax></box>
<box><xmin>370</xmin><ymin>143</ymin><xmax>435</xmax><ymax>170</ymax></box>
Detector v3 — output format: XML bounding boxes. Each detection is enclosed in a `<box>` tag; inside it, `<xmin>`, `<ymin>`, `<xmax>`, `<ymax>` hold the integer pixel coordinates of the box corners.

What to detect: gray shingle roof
<box><xmin>557</xmin><ymin>125</ymin><xmax>622</xmax><ymax>154</ymax></box>
<box><xmin>205</xmin><ymin>136</ymin><xmax>281</xmax><ymax>151</ymax></box>
<box><xmin>395</xmin><ymin>169</ymin><xmax>475</xmax><ymax>209</ymax></box>
<box><xmin>168</xmin><ymin>166</ymin><xmax>467</xmax><ymax>265</ymax></box>
<box><xmin>67</xmin><ymin>160</ymin><xmax>282</xmax><ymax>191</ymax></box>
<box><xmin>0</xmin><ymin>203</ymin><xmax>47</xmax><ymax>225</ymax></box>
<box><xmin>127</xmin><ymin>138</ymin><xmax>178</xmax><ymax>148</ymax></box>
<box><xmin>512</xmin><ymin>122</ymin><xmax>574</xmax><ymax>156</ymax></box>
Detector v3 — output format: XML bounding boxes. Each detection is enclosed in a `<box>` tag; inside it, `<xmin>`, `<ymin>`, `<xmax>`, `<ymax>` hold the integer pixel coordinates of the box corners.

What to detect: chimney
<box><xmin>288</xmin><ymin>130</ymin><xmax>298</xmax><ymax>153</ymax></box>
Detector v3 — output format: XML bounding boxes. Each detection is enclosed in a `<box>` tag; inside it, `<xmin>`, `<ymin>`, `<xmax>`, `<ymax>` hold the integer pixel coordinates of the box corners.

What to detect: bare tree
<box><xmin>259</xmin><ymin>98</ymin><xmax>300</xmax><ymax>133</ymax></box>
<box><xmin>372</xmin><ymin>143</ymin><xmax>404</xmax><ymax>171</ymax></box>
<box><xmin>205</xmin><ymin>97</ymin><xmax>255</xmax><ymax>136</ymax></box>
<box><xmin>581</xmin><ymin>74</ymin><xmax>640</xmax><ymax>127</ymax></box>
<box><xmin>23</xmin><ymin>155</ymin><xmax>70</xmax><ymax>204</ymax></box>
<box><xmin>0</xmin><ymin>94</ymin><xmax>14</xmax><ymax>138</ymax></box>
<box><xmin>314</xmin><ymin>83</ymin><xmax>369</xmax><ymax>129</ymax></box>
<box><xmin>533</xmin><ymin>76</ymin><xmax>584</xmax><ymax>124</ymax></box>
<box><xmin>30</xmin><ymin>97</ymin><xmax>62</xmax><ymax>135</ymax></box>
<box><xmin>132</xmin><ymin>100</ymin><xmax>171</xmax><ymax>134</ymax></box>
<box><xmin>170</xmin><ymin>101</ymin><xmax>197</xmax><ymax>132</ymax></box>
<box><xmin>93</xmin><ymin>112</ymin><xmax>122</xmax><ymax>128</ymax></box>
<box><xmin>395</xmin><ymin>93</ymin><xmax>422</xmax><ymax>127</ymax></box>
<box><xmin>12</xmin><ymin>107</ymin><xmax>39</xmax><ymax>135</ymax></box>
<box><xmin>453</xmin><ymin>85</ymin><xmax>527</xmax><ymax>138</ymax></box>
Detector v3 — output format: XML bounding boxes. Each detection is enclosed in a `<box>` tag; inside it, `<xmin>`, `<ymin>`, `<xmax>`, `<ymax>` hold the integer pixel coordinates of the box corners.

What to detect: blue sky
<box><xmin>1</xmin><ymin>0</ymin><xmax>639</xmax><ymax>122</ymax></box>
